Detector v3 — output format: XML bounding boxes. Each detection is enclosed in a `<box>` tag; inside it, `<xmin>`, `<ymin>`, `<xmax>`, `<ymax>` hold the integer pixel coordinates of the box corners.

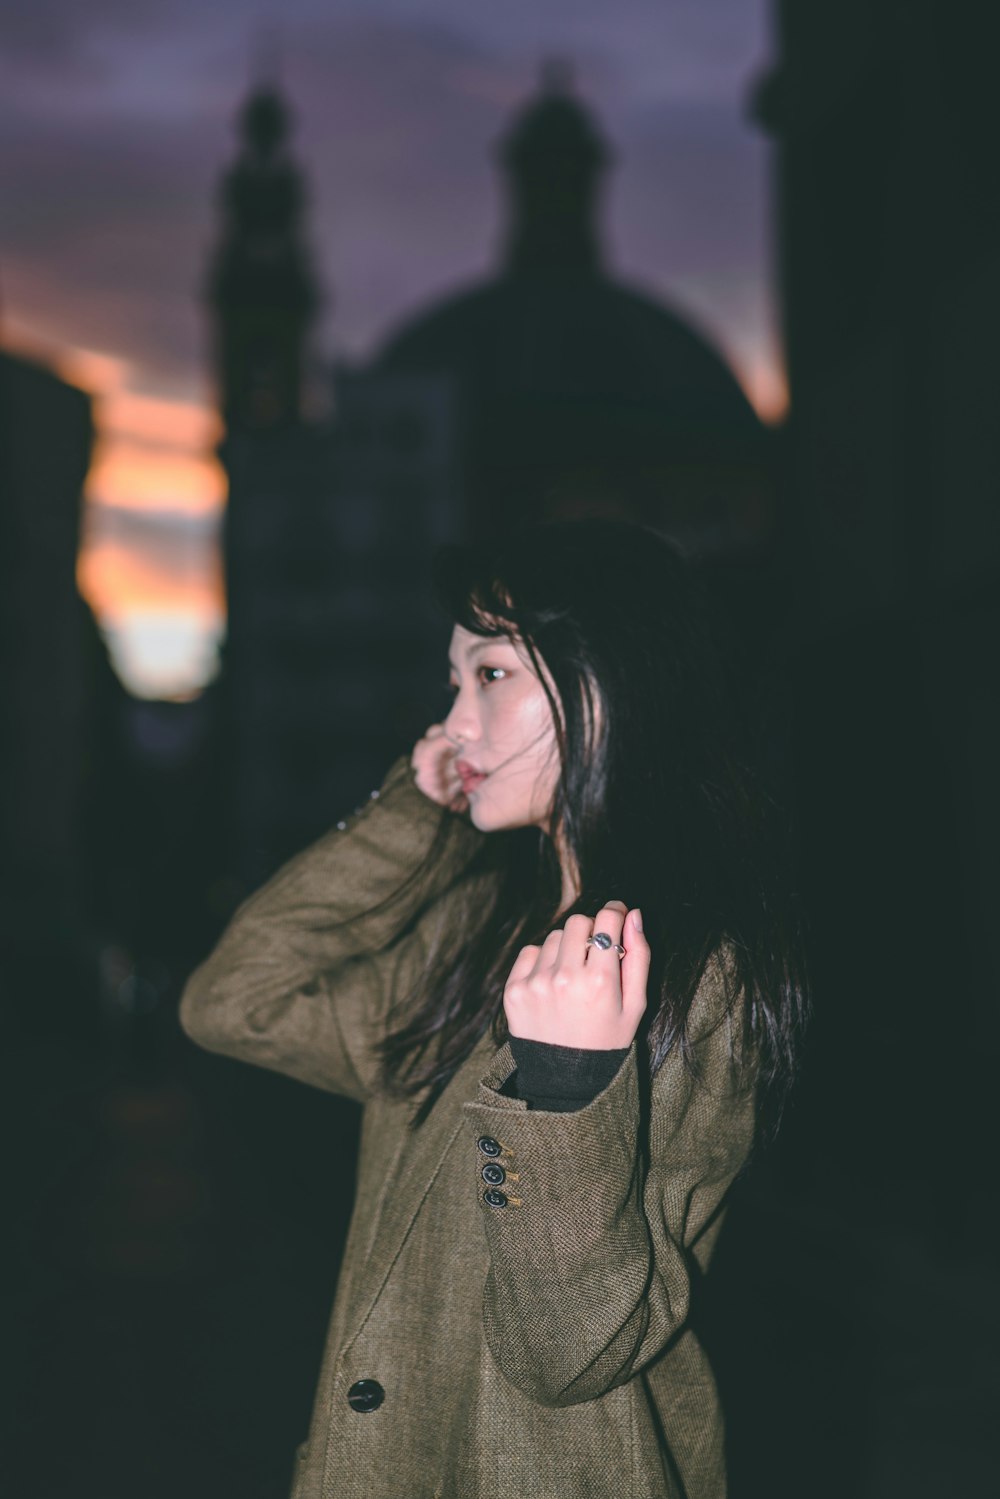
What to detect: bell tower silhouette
<box><xmin>208</xmin><ymin>85</ymin><xmax>319</xmax><ymax>432</ymax></box>
<box><xmin>500</xmin><ymin>60</ymin><xmax>609</xmax><ymax>275</ymax></box>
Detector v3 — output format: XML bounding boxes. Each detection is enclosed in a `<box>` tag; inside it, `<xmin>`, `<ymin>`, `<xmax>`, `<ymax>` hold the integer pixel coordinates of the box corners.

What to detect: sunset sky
<box><xmin>1</xmin><ymin>0</ymin><xmax>783</xmax><ymax>698</ymax></box>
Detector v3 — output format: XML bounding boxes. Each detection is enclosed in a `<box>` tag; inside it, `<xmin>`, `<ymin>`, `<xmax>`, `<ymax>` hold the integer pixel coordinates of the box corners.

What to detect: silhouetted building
<box><xmin>753</xmin><ymin>15</ymin><xmax>1000</xmax><ymax>1462</ymax></box>
<box><xmin>757</xmin><ymin>6</ymin><xmax>1000</xmax><ymax>621</ymax></box>
<box><xmin>377</xmin><ymin>64</ymin><xmax>773</xmax><ymax>555</ymax></box>
<box><xmin>0</xmin><ymin>346</ymin><xmax>93</xmax><ymax>954</ymax></box>
<box><xmin>210</xmin><ymin>70</ymin><xmax>787</xmax><ymax>883</ymax></box>
<box><xmin>208</xmin><ymin>87</ymin><xmax>319</xmax><ymax>435</ymax></box>
<box><xmin>757</xmin><ymin>5</ymin><xmax>999</xmax><ymax>983</ymax></box>
<box><xmin>209</xmin><ymin>88</ymin><xmax>460</xmax><ymax>885</ymax></box>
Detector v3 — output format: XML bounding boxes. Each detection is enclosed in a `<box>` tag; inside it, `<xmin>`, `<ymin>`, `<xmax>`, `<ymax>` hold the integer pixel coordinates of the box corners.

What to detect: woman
<box><xmin>180</xmin><ymin>515</ymin><xmax>809</xmax><ymax>1498</ymax></box>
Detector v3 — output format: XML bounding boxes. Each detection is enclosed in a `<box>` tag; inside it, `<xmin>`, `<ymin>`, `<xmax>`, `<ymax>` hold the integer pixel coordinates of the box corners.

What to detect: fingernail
<box><xmin>632</xmin><ymin>908</ymin><xmax>643</xmax><ymax>932</ymax></box>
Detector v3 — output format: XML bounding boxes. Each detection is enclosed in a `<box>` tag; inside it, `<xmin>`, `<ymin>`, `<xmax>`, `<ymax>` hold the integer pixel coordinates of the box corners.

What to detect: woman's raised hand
<box><xmin>411</xmin><ymin>723</ymin><xmax>470</xmax><ymax>814</ymax></box>
<box><xmin>503</xmin><ymin>901</ymin><xmax>650</xmax><ymax>1051</ymax></box>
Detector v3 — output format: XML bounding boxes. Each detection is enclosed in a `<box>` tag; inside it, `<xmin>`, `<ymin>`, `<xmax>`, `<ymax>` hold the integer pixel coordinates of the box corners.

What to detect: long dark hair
<box><xmin>376</xmin><ymin>516</ymin><xmax>810</xmax><ymax>1131</ymax></box>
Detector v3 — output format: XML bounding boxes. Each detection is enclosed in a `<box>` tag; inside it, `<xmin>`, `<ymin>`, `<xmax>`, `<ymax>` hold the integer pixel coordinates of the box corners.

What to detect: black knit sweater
<box><xmin>506</xmin><ymin>1036</ymin><xmax>630</xmax><ymax>1113</ymax></box>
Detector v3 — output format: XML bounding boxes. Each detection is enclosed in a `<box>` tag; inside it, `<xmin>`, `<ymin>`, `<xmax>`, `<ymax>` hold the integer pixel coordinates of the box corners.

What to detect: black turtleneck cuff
<box><xmin>505</xmin><ymin>1035</ymin><xmax>630</xmax><ymax>1113</ymax></box>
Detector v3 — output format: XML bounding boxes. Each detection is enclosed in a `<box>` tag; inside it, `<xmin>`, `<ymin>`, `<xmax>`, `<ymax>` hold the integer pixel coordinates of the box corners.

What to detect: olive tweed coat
<box><xmin>179</xmin><ymin>754</ymin><xmax>757</xmax><ymax>1499</ymax></box>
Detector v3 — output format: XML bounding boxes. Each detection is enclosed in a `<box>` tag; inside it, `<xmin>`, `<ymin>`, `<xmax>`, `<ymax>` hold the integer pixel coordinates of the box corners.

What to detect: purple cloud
<box><xmin>1</xmin><ymin>2</ymin><xmax>778</xmax><ymax>401</ymax></box>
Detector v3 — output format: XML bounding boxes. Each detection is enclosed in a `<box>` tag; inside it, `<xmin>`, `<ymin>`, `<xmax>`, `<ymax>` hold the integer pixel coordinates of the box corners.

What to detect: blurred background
<box><xmin>1</xmin><ymin>2</ymin><xmax>997</xmax><ymax>1495</ymax></box>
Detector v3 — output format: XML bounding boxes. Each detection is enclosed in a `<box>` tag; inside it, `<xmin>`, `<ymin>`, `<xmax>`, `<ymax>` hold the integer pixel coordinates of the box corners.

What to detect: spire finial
<box><xmin>497</xmin><ymin>65</ymin><xmax>609</xmax><ymax>274</ymax></box>
<box><xmin>240</xmin><ymin>27</ymin><xmax>288</xmax><ymax>158</ymax></box>
<box><xmin>250</xmin><ymin>23</ymin><xmax>282</xmax><ymax>92</ymax></box>
<box><xmin>540</xmin><ymin>56</ymin><xmax>574</xmax><ymax>96</ymax></box>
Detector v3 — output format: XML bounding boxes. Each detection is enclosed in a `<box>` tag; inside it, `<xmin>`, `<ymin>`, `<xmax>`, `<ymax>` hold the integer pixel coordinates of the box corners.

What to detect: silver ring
<box><xmin>586</xmin><ymin>932</ymin><xmax>626</xmax><ymax>957</ymax></box>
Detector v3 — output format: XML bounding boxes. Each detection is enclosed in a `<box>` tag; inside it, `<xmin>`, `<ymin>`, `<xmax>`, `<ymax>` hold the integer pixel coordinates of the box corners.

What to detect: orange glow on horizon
<box><xmin>95</xmin><ymin>388</ymin><xmax>223</xmax><ymax>453</ymax></box>
<box><xmin>7</xmin><ymin>333</ymin><xmax>227</xmax><ymax>518</ymax></box>
<box><xmin>86</xmin><ymin>441</ymin><xmax>226</xmax><ymax>518</ymax></box>
<box><xmin>55</xmin><ymin>343</ymin><xmax>222</xmax><ymax>454</ymax></box>
<box><xmin>79</xmin><ymin>535</ymin><xmax>224</xmax><ymax>626</ymax></box>
<box><xmin>56</xmin><ymin>346</ymin><xmax>134</xmax><ymax>392</ymax></box>
<box><xmin>739</xmin><ymin>356</ymin><xmax>789</xmax><ymax>426</ymax></box>
<box><xmin>4</xmin><ymin>326</ymin><xmax>226</xmax><ymax>693</ymax></box>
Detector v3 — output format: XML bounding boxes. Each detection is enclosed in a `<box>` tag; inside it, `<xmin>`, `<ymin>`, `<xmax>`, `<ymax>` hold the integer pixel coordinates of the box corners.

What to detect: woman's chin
<box><xmin>467</xmin><ymin>797</ymin><xmax>541</xmax><ymax>835</ymax></box>
<box><xmin>466</xmin><ymin>795</ymin><xmax>494</xmax><ymax>831</ymax></box>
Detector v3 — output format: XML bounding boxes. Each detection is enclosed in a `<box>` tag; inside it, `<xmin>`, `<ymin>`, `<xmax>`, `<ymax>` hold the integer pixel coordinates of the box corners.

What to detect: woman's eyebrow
<box><xmin>447</xmin><ymin>639</ymin><xmax>504</xmax><ymax>670</ymax></box>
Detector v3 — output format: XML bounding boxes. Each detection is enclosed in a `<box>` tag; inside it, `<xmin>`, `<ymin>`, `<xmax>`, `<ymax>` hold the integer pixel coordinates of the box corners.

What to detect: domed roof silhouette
<box><xmin>374</xmin><ymin>65</ymin><xmax>766</xmax><ymax>540</ymax></box>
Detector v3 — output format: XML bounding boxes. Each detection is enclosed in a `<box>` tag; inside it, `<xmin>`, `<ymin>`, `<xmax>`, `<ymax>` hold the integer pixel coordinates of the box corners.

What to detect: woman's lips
<box><xmin>456</xmin><ymin>760</ymin><xmax>488</xmax><ymax>792</ymax></box>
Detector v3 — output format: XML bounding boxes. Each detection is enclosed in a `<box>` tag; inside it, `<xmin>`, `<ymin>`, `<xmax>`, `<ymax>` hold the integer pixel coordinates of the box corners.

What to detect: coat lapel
<box><xmin>338</xmin><ymin>1029</ymin><xmax>499</xmax><ymax>1356</ymax></box>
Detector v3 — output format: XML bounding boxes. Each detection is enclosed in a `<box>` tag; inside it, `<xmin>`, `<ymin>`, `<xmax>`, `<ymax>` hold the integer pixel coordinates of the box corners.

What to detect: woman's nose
<box><xmin>443</xmin><ymin>696</ymin><xmax>478</xmax><ymax>746</ymax></box>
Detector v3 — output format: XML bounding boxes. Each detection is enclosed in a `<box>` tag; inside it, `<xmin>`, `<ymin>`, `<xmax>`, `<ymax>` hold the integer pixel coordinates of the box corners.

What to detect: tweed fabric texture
<box><xmin>180</xmin><ymin>754</ymin><xmax>757</xmax><ymax>1499</ymax></box>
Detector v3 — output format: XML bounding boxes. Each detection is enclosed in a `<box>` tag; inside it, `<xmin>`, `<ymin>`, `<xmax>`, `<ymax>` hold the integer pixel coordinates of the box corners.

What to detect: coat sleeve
<box><xmin>178</xmin><ymin>754</ymin><xmax>485</xmax><ymax>1102</ymax></box>
<box><xmin>462</xmin><ymin>948</ymin><xmax>756</xmax><ymax>1407</ymax></box>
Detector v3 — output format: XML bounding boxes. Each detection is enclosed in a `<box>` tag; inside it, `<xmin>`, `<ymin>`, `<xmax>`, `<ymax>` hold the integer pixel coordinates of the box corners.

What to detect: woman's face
<box><xmin>442</xmin><ymin>623</ymin><xmax>561</xmax><ymax>834</ymax></box>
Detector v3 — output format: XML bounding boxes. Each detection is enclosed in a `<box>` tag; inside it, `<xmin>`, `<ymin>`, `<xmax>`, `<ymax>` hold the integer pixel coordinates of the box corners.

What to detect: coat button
<box><xmin>347</xmin><ymin>1379</ymin><xmax>385</xmax><ymax>1413</ymax></box>
<box><xmin>483</xmin><ymin>1188</ymin><xmax>508</xmax><ymax>1208</ymax></box>
<box><xmin>481</xmin><ymin>1163</ymin><xmax>506</xmax><ymax>1185</ymax></box>
<box><xmin>477</xmin><ymin>1135</ymin><xmax>502</xmax><ymax>1157</ymax></box>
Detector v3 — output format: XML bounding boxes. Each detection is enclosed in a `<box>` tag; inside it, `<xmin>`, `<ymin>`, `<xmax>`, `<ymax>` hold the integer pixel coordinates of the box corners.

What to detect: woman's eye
<box><xmin>445</xmin><ymin>667</ymin><xmax>507</xmax><ymax>695</ymax></box>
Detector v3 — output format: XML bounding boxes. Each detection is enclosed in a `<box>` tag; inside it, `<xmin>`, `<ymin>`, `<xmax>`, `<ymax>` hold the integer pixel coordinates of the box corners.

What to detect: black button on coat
<box><xmin>347</xmin><ymin>1379</ymin><xmax>385</xmax><ymax>1413</ymax></box>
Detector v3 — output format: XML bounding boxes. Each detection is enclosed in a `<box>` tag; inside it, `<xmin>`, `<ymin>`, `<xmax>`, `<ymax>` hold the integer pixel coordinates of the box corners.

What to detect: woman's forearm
<box><xmin>178</xmin><ymin>753</ymin><xmax>483</xmax><ymax>1096</ymax></box>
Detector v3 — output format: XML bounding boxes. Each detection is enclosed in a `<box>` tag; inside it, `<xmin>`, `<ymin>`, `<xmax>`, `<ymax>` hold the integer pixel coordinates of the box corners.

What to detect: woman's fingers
<box><xmin>412</xmin><ymin>722</ymin><xmax>470</xmax><ymax>812</ymax></box>
<box><xmin>537</xmin><ymin>928</ymin><xmax>563</xmax><ymax>971</ymax></box>
<box><xmin>581</xmin><ymin>900</ymin><xmax>628</xmax><ymax>965</ymax></box>
<box><xmin>507</xmin><ymin>943</ymin><xmax>542</xmax><ymax>985</ymax></box>
<box><xmin>503</xmin><ymin>903</ymin><xmax>648</xmax><ymax>1048</ymax></box>
<box><xmin>620</xmin><ymin>908</ymin><xmax>650</xmax><ymax>1017</ymax></box>
<box><xmin>555</xmin><ymin>913</ymin><xmax>596</xmax><ymax>968</ymax></box>
<box><xmin>549</xmin><ymin>900</ymin><xmax>628</xmax><ymax>973</ymax></box>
